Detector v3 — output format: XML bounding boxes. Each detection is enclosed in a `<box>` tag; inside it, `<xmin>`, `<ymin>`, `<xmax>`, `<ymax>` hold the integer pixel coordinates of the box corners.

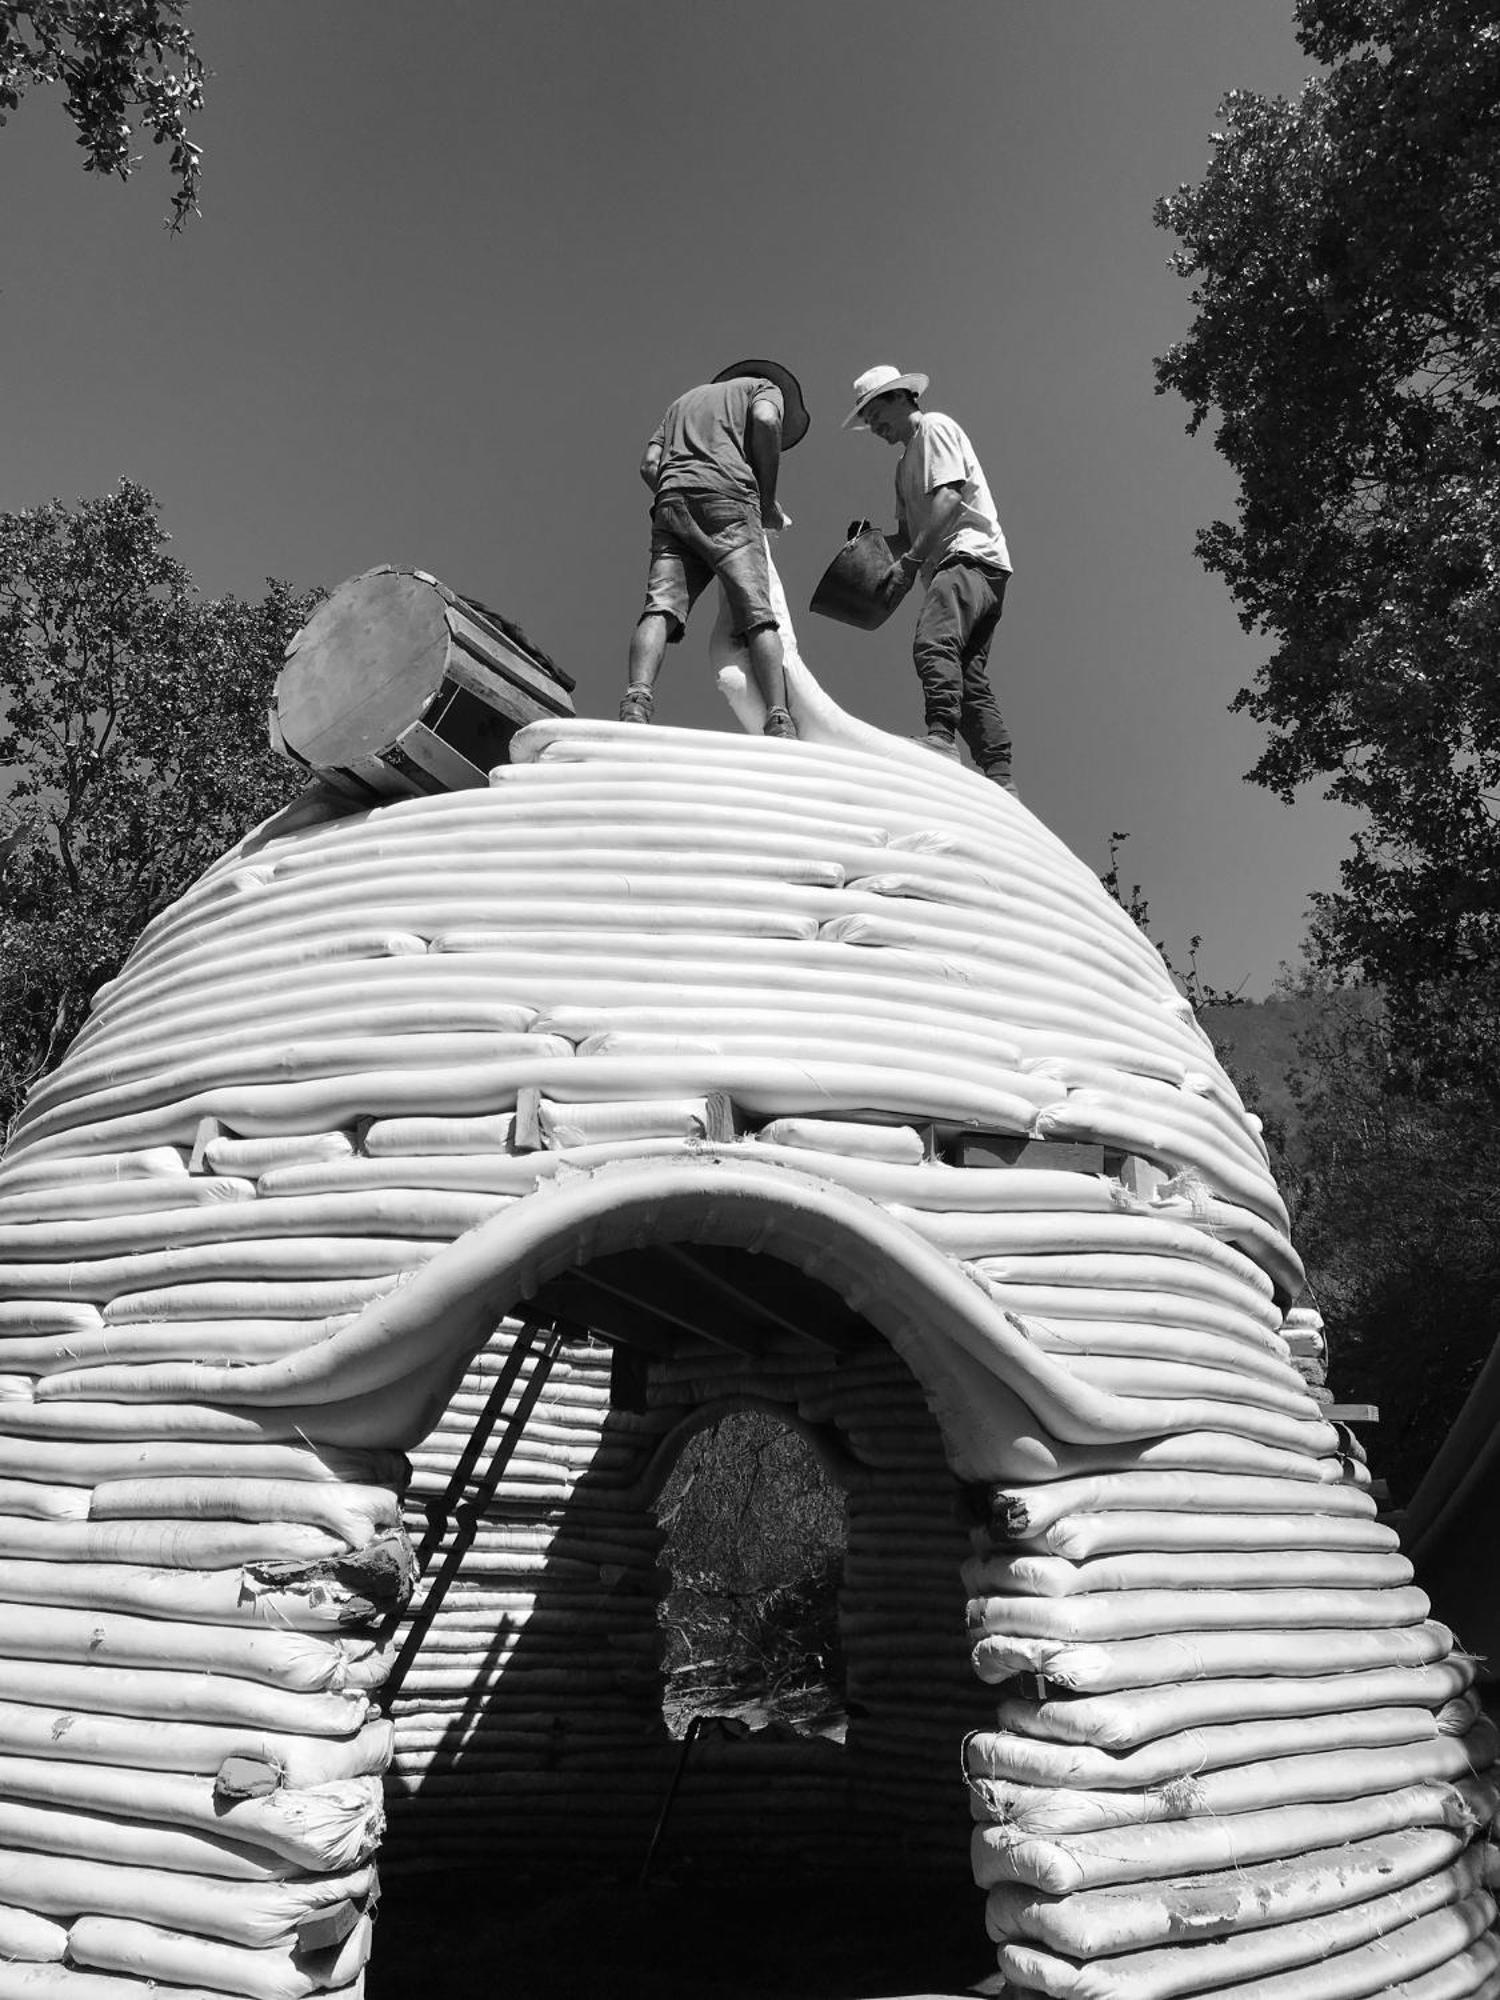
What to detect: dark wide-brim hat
<box><xmin>712</xmin><ymin>359</ymin><xmax>810</xmax><ymax>449</ymax></box>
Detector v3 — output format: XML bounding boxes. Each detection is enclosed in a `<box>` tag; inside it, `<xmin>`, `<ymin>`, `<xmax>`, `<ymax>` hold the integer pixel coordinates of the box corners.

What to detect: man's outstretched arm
<box><xmin>877</xmin><ymin>483</ymin><xmax>964</xmax><ymax>599</ymax></box>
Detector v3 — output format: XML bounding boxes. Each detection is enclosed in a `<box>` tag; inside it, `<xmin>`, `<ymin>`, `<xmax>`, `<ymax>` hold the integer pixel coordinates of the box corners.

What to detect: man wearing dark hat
<box><xmin>844</xmin><ymin>364</ymin><xmax>1015</xmax><ymax>789</ymax></box>
<box><xmin>621</xmin><ymin>361</ymin><xmax>809</xmax><ymax>739</ymax></box>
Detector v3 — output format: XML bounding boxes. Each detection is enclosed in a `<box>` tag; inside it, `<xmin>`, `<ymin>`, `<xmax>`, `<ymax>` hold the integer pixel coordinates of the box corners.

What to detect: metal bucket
<box><xmin>809</xmin><ymin>526</ymin><xmax>898</xmax><ymax>630</ymax></box>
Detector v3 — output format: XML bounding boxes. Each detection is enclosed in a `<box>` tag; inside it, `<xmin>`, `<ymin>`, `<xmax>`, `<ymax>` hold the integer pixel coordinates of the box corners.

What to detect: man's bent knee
<box><xmin>636</xmin><ymin>608</ymin><xmax>684</xmax><ymax>645</ymax></box>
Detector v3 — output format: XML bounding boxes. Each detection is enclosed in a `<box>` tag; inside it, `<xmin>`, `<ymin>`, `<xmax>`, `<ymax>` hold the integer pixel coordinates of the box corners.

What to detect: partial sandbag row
<box><xmin>103</xmin><ymin>760</ymin><xmax>1180</xmax><ymax>1012</ymax></box>
<box><xmin>22</xmin><ymin>732</ymin><xmax>1283</xmax><ymax>1233</ymax></box>
<box><xmin>965</xmin><ymin>1436</ymin><xmax>1498</xmax><ymax>1999</ymax></box>
<box><xmin>0</xmin><ymin>1367</ymin><xmax>404</xmax><ymax>1994</ymax></box>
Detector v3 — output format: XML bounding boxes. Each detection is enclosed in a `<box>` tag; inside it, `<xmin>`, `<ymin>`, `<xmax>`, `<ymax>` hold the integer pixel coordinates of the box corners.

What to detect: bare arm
<box><xmin>746</xmin><ymin>396</ymin><xmax>786</xmax><ymax>528</ymax></box>
<box><xmin>903</xmin><ymin>484</ymin><xmax>964</xmax><ymax>571</ymax></box>
<box><xmin>878</xmin><ymin>484</ymin><xmax>963</xmax><ymax>600</ymax></box>
<box><xmin>639</xmin><ymin>440</ymin><xmax>663</xmax><ymax>492</ymax></box>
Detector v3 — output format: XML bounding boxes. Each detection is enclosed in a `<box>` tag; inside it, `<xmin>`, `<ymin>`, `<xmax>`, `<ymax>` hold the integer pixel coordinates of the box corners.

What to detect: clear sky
<box><xmin>0</xmin><ymin>0</ymin><xmax>1350</xmax><ymax>997</ymax></box>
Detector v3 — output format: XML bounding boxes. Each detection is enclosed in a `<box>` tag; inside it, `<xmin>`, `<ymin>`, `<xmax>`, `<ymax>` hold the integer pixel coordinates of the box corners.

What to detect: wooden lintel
<box><xmin>949</xmin><ymin>1133</ymin><xmax>1107</xmax><ymax>1174</ymax></box>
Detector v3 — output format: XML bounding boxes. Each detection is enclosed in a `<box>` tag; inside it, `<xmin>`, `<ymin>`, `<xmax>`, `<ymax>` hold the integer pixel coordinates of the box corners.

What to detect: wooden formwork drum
<box><xmin>269</xmin><ymin>566</ymin><xmax>575</xmax><ymax>799</ymax></box>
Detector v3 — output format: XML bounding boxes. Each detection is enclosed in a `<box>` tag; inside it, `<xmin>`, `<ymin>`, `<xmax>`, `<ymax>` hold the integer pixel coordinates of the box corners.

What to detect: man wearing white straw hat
<box><xmin>620</xmin><ymin>360</ymin><xmax>809</xmax><ymax>740</ymax></box>
<box><xmin>844</xmin><ymin>365</ymin><xmax>1015</xmax><ymax>789</ymax></box>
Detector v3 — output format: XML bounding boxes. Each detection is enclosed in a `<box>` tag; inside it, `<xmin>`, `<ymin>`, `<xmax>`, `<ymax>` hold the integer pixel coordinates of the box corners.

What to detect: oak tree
<box><xmin>1156</xmin><ymin>0</ymin><xmax>1500</xmax><ymax>1075</ymax></box>
<box><xmin>1214</xmin><ymin>980</ymin><xmax>1500</xmax><ymax>1502</ymax></box>
<box><xmin>0</xmin><ymin>480</ymin><xmax>319</xmax><ymax>1130</ymax></box>
<box><xmin>0</xmin><ymin>1</ymin><xmax>204</xmax><ymax>226</ymax></box>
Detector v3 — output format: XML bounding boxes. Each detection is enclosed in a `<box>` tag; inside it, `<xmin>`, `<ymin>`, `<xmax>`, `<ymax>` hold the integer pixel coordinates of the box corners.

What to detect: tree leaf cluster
<box><xmin>1208</xmin><ymin>980</ymin><xmax>1500</xmax><ymax>1506</ymax></box>
<box><xmin>0</xmin><ymin>0</ymin><xmax>204</xmax><ymax>227</ymax></box>
<box><xmin>1155</xmin><ymin>0</ymin><xmax>1500</xmax><ymax>1067</ymax></box>
<box><xmin>0</xmin><ymin>480</ymin><xmax>320</xmax><ymax>1135</ymax></box>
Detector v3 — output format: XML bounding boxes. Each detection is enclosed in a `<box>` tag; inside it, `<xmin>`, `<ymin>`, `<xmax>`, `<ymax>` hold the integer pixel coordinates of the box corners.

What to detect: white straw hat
<box><xmin>842</xmin><ymin>364</ymin><xmax>930</xmax><ymax>429</ymax></box>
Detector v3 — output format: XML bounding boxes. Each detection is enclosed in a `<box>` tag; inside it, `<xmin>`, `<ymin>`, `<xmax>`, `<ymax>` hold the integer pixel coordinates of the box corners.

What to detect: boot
<box><xmin>762</xmin><ymin>706</ymin><xmax>797</xmax><ymax>740</ymax></box>
<box><xmin>915</xmin><ymin>731</ymin><xmax>960</xmax><ymax>760</ymax></box>
<box><xmin>618</xmin><ymin>685</ymin><xmax>655</xmax><ymax>725</ymax></box>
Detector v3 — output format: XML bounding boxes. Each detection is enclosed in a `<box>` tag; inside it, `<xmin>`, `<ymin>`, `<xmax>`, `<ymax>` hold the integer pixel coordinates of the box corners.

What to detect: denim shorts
<box><xmin>641</xmin><ymin>492</ymin><xmax>777</xmax><ymax>642</ymax></box>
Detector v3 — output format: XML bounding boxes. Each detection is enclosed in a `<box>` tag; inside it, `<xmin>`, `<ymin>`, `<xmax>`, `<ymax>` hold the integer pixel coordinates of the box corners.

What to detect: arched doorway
<box><xmin>368</xmin><ymin>1220</ymin><xmax>995</xmax><ymax>1994</ymax></box>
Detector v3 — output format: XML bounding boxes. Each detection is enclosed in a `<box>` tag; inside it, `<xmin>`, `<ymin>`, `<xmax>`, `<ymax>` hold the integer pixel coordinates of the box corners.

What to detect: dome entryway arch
<box><xmin>373</xmin><ymin>1166</ymin><xmax>1002</xmax><ymax>1904</ymax></box>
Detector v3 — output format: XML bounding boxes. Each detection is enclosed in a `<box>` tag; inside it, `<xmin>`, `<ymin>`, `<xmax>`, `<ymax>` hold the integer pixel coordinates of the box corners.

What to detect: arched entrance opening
<box><xmin>655</xmin><ymin>1404</ymin><xmax>849</xmax><ymax>1740</ymax></box>
<box><xmin>369</xmin><ymin>1218</ymin><xmax>995</xmax><ymax>1993</ymax></box>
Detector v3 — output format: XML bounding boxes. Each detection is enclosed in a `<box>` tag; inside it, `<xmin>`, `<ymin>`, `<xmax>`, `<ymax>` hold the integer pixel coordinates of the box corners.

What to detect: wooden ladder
<box><xmin>377</xmin><ymin>1316</ymin><xmax>570</xmax><ymax>1713</ymax></box>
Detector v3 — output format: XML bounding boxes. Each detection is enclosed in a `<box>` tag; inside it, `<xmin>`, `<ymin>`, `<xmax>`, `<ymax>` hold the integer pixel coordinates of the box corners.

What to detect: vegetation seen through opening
<box><xmin>655</xmin><ymin>1410</ymin><xmax>847</xmax><ymax>1739</ymax></box>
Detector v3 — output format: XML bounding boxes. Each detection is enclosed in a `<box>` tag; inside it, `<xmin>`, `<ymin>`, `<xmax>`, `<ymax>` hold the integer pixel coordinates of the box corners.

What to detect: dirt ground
<box><xmin>367</xmin><ymin>1868</ymin><xmax>998</xmax><ymax>1999</ymax></box>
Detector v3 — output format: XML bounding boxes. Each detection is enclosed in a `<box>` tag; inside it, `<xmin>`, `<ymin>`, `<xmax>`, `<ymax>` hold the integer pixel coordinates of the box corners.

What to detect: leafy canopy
<box><xmin>1208</xmin><ymin>977</ymin><xmax>1500</xmax><ymax>1505</ymax></box>
<box><xmin>0</xmin><ymin>1</ymin><xmax>204</xmax><ymax>227</ymax></box>
<box><xmin>0</xmin><ymin>480</ymin><xmax>319</xmax><ymax>1131</ymax></box>
<box><xmin>1155</xmin><ymin>0</ymin><xmax>1500</xmax><ymax>1066</ymax></box>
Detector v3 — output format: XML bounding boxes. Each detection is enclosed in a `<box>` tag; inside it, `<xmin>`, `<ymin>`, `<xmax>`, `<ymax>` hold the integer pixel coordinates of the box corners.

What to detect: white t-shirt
<box><xmin>895</xmin><ymin>411</ymin><xmax>1012</xmax><ymax>581</ymax></box>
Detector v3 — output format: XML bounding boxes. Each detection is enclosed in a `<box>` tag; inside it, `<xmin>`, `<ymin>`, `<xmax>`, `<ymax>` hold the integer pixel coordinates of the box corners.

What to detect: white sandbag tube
<box><xmin>0</xmin><ymin>563</ymin><xmax>1481</xmax><ymax>1997</ymax></box>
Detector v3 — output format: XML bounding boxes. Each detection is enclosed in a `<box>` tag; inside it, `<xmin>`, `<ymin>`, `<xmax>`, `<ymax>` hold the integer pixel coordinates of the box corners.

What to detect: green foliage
<box><xmin>0</xmin><ymin>1</ymin><xmax>204</xmax><ymax>227</ymax></box>
<box><xmin>0</xmin><ymin>480</ymin><xmax>320</xmax><ymax>1134</ymax></box>
<box><xmin>656</xmin><ymin>1411</ymin><xmax>845</xmax><ymax>1720</ymax></box>
<box><xmin>1209</xmin><ymin>979</ymin><xmax>1500</xmax><ymax>1503</ymax></box>
<box><xmin>1155</xmin><ymin>1</ymin><xmax>1500</xmax><ymax>1065</ymax></box>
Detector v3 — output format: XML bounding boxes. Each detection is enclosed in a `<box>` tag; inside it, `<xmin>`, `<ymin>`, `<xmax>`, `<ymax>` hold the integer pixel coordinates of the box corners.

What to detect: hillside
<box><xmin>1198</xmin><ymin>992</ymin><xmax>1320</xmax><ymax>1144</ymax></box>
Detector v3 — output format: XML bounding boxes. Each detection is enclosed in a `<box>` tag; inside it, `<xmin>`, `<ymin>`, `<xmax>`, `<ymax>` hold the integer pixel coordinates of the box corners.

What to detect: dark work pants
<box><xmin>912</xmin><ymin>560</ymin><xmax>1012</xmax><ymax>774</ymax></box>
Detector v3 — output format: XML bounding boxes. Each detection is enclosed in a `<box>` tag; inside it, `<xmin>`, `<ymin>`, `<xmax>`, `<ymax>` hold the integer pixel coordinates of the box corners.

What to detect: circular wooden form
<box><xmin>271</xmin><ymin>567</ymin><xmax>573</xmax><ymax>798</ymax></box>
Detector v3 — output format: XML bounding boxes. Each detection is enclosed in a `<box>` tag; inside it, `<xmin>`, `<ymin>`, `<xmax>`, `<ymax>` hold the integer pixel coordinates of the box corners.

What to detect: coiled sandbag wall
<box><xmin>0</xmin><ymin>563</ymin><xmax>1490</xmax><ymax>1997</ymax></box>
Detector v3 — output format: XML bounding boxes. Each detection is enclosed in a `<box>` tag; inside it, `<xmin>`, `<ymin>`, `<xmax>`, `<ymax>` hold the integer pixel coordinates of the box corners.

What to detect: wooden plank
<box><xmin>949</xmin><ymin>1134</ymin><xmax>1106</xmax><ymax>1173</ymax></box>
<box><xmin>324</xmin><ymin>764</ymin><xmax>389</xmax><ymax>803</ymax></box>
<box><xmin>656</xmin><ymin>1245</ymin><xmax>822</xmax><ymax>1353</ymax></box>
<box><xmin>390</xmin><ymin>717</ymin><xmax>489</xmax><ymax>793</ymax></box>
<box><xmin>573</xmin><ymin>1261</ymin><xmax>768</xmax><ymax>1357</ymax></box>
<box><xmin>373</xmin><ymin>736</ymin><xmax>452</xmax><ymax>799</ymax></box>
<box><xmin>438</xmin><ymin>649</ymin><xmax>558</xmax><ymax>729</ymax></box>
<box><xmin>188</xmin><ymin>1116</ymin><xmax>225</xmax><ymax>1174</ymax></box>
<box><xmin>1115</xmin><ymin>1153</ymin><xmax>1169</xmax><ymax>1197</ymax></box>
<box><xmin>452</xmin><ymin>592</ymin><xmax>575</xmax><ymax>691</ymax></box>
<box><xmin>446</xmin><ymin>606</ymin><xmax>573</xmax><ymax>713</ymax></box>
<box><xmin>513</xmin><ymin>1088</ymin><xmax>543</xmax><ymax>1153</ymax></box>
<box><xmin>534</xmin><ymin>1274</ymin><xmax>679</xmax><ymax>1358</ymax></box>
<box><xmin>686</xmin><ymin>1246</ymin><xmax>871</xmax><ymax>1354</ymax></box>
<box><xmin>704</xmin><ymin>1092</ymin><xmax>736</xmax><ymax>1143</ymax></box>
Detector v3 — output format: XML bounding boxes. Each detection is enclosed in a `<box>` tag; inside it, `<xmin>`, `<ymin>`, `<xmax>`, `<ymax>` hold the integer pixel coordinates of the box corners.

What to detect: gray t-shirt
<box><xmin>649</xmin><ymin>377</ymin><xmax>785</xmax><ymax>505</ymax></box>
